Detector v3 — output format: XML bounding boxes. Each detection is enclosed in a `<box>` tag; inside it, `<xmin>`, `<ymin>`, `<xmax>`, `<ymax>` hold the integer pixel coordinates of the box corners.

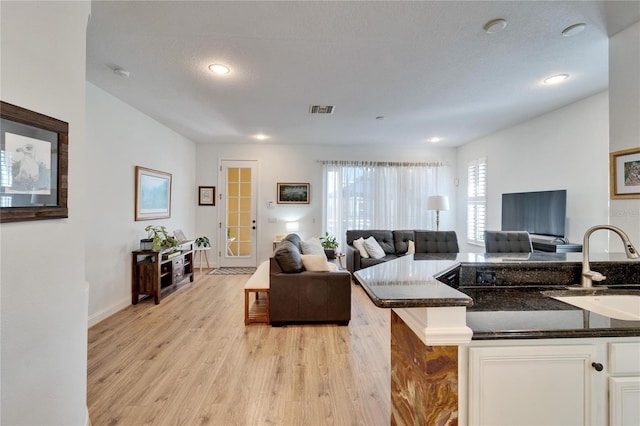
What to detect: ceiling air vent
<box><xmin>309</xmin><ymin>105</ymin><xmax>334</xmax><ymax>114</ymax></box>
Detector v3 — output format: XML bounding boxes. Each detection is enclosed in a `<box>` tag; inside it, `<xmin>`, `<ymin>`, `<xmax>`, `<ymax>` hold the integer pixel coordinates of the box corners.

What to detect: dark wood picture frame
<box><xmin>135</xmin><ymin>166</ymin><xmax>172</xmax><ymax>220</ymax></box>
<box><xmin>0</xmin><ymin>101</ymin><xmax>69</xmax><ymax>223</ymax></box>
<box><xmin>610</xmin><ymin>147</ymin><xmax>640</xmax><ymax>199</ymax></box>
<box><xmin>277</xmin><ymin>182</ymin><xmax>310</xmax><ymax>204</ymax></box>
<box><xmin>199</xmin><ymin>186</ymin><xmax>215</xmax><ymax>206</ymax></box>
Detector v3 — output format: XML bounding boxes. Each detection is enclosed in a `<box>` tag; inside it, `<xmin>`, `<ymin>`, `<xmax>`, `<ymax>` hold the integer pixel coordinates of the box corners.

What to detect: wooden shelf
<box><xmin>132</xmin><ymin>241</ymin><xmax>195</xmax><ymax>304</ymax></box>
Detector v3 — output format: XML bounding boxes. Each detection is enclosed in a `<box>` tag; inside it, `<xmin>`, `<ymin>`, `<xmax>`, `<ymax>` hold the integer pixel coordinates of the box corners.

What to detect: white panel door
<box><xmin>219</xmin><ymin>160</ymin><xmax>257</xmax><ymax>267</ymax></box>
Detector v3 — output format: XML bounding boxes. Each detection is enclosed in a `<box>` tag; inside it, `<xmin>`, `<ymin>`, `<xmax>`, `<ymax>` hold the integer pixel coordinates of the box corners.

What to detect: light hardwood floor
<box><xmin>87</xmin><ymin>271</ymin><xmax>391</xmax><ymax>425</ymax></box>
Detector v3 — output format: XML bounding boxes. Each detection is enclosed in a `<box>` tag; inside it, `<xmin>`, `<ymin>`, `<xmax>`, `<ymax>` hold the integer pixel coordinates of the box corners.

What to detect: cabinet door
<box><xmin>610</xmin><ymin>377</ymin><xmax>640</xmax><ymax>425</ymax></box>
<box><xmin>469</xmin><ymin>345</ymin><xmax>598</xmax><ymax>426</ymax></box>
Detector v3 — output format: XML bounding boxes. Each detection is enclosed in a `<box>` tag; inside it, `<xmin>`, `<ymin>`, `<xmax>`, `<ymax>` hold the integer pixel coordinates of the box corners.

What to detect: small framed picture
<box><xmin>610</xmin><ymin>148</ymin><xmax>640</xmax><ymax>199</ymax></box>
<box><xmin>277</xmin><ymin>182</ymin><xmax>310</xmax><ymax>204</ymax></box>
<box><xmin>199</xmin><ymin>186</ymin><xmax>215</xmax><ymax>206</ymax></box>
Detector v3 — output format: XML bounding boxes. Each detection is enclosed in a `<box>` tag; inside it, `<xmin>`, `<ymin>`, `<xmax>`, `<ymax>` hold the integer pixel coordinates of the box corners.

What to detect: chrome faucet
<box><xmin>581</xmin><ymin>225</ymin><xmax>640</xmax><ymax>288</ymax></box>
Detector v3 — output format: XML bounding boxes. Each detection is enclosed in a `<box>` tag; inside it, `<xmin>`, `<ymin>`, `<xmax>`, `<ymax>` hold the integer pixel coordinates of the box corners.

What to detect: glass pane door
<box><xmin>220</xmin><ymin>160</ymin><xmax>257</xmax><ymax>267</ymax></box>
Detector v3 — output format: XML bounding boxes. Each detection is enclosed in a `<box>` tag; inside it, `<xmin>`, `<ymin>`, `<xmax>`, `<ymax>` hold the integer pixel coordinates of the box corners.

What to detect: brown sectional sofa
<box><xmin>345</xmin><ymin>229</ymin><xmax>459</xmax><ymax>272</ymax></box>
<box><xmin>269</xmin><ymin>233</ymin><xmax>352</xmax><ymax>326</ymax></box>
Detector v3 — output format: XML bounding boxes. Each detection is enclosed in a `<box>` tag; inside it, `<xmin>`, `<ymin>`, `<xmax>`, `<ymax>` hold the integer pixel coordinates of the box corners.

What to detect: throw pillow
<box><xmin>407</xmin><ymin>240</ymin><xmax>415</xmax><ymax>255</ymax></box>
<box><xmin>274</xmin><ymin>240</ymin><xmax>304</xmax><ymax>273</ymax></box>
<box><xmin>301</xmin><ymin>237</ymin><xmax>325</xmax><ymax>256</ymax></box>
<box><xmin>352</xmin><ymin>237</ymin><xmax>370</xmax><ymax>258</ymax></box>
<box><xmin>363</xmin><ymin>236</ymin><xmax>386</xmax><ymax>259</ymax></box>
<box><xmin>301</xmin><ymin>254</ymin><xmax>330</xmax><ymax>272</ymax></box>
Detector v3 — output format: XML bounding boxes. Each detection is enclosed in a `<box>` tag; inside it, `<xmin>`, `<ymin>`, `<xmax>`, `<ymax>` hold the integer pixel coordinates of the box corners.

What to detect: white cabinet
<box><xmin>464</xmin><ymin>338</ymin><xmax>640</xmax><ymax>426</ymax></box>
<box><xmin>468</xmin><ymin>344</ymin><xmax>604</xmax><ymax>426</ymax></box>
<box><xmin>608</xmin><ymin>342</ymin><xmax>640</xmax><ymax>425</ymax></box>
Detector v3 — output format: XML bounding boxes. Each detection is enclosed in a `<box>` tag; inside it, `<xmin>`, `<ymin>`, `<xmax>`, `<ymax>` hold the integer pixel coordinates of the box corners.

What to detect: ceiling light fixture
<box><xmin>543</xmin><ymin>74</ymin><xmax>570</xmax><ymax>85</ymax></box>
<box><xmin>253</xmin><ymin>133</ymin><xmax>269</xmax><ymax>141</ymax></box>
<box><xmin>427</xmin><ymin>137</ymin><xmax>441</xmax><ymax>143</ymax></box>
<box><xmin>483</xmin><ymin>18</ymin><xmax>507</xmax><ymax>34</ymax></box>
<box><xmin>562</xmin><ymin>23</ymin><xmax>586</xmax><ymax>37</ymax></box>
<box><xmin>208</xmin><ymin>64</ymin><xmax>230</xmax><ymax>75</ymax></box>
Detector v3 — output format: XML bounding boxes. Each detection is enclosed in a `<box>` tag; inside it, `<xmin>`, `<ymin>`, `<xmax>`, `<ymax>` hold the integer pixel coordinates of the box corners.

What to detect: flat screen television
<box><xmin>501</xmin><ymin>190</ymin><xmax>567</xmax><ymax>238</ymax></box>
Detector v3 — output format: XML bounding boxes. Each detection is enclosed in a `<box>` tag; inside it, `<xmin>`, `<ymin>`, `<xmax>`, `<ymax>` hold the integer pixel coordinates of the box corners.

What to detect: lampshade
<box><xmin>427</xmin><ymin>195</ymin><xmax>450</xmax><ymax>211</ymax></box>
<box><xmin>285</xmin><ymin>221</ymin><xmax>299</xmax><ymax>232</ymax></box>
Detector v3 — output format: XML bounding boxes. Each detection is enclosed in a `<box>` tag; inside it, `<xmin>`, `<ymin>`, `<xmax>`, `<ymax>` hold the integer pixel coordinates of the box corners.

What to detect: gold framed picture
<box><xmin>610</xmin><ymin>147</ymin><xmax>640</xmax><ymax>199</ymax></box>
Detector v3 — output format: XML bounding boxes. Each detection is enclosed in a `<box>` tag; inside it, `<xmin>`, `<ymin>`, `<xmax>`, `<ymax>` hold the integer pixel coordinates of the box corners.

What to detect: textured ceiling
<box><xmin>86</xmin><ymin>1</ymin><xmax>640</xmax><ymax>147</ymax></box>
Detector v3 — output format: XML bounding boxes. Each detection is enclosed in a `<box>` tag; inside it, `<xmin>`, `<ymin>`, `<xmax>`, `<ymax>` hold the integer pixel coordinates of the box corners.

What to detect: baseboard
<box><xmin>88</xmin><ymin>296</ymin><xmax>129</xmax><ymax>328</ymax></box>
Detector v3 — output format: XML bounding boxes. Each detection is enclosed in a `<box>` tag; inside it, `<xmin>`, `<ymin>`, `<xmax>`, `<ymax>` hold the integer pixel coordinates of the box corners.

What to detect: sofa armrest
<box><xmin>346</xmin><ymin>244</ymin><xmax>361</xmax><ymax>273</ymax></box>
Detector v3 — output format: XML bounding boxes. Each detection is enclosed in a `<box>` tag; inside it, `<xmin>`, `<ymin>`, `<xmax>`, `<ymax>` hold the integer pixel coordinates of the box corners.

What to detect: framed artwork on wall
<box><xmin>135</xmin><ymin>166</ymin><xmax>172</xmax><ymax>220</ymax></box>
<box><xmin>277</xmin><ymin>182</ymin><xmax>310</xmax><ymax>204</ymax></box>
<box><xmin>0</xmin><ymin>101</ymin><xmax>69</xmax><ymax>223</ymax></box>
<box><xmin>610</xmin><ymin>147</ymin><xmax>640</xmax><ymax>199</ymax></box>
<box><xmin>199</xmin><ymin>186</ymin><xmax>215</xmax><ymax>206</ymax></box>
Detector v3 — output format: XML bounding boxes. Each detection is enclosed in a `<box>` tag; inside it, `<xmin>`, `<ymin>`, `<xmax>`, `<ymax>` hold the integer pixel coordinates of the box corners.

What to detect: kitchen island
<box><xmin>353</xmin><ymin>253</ymin><xmax>640</xmax><ymax>425</ymax></box>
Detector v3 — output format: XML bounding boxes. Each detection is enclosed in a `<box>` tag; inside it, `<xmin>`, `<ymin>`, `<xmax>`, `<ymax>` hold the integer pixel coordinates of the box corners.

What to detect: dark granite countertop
<box><xmin>461</xmin><ymin>287</ymin><xmax>640</xmax><ymax>340</ymax></box>
<box><xmin>354</xmin><ymin>253</ymin><xmax>640</xmax><ymax>340</ymax></box>
<box><xmin>353</xmin><ymin>255</ymin><xmax>473</xmax><ymax>308</ymax></box>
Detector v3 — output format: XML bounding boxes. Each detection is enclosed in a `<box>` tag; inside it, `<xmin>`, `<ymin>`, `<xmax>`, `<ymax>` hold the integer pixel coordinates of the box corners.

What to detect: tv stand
<box><xmin>531</xmin><ymin>239</ymin><xmax>582</xmax><ymax>253</ymax></box>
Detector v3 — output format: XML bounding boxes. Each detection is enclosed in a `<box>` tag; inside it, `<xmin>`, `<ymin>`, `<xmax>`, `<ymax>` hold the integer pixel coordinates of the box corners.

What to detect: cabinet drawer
<box><xmin>609</xmin><ymin>342</ymin><xmax>640</xmax><ymax>375</ymax></box>
<box><xmin>172</xmin><ymin>257</ymin><xmax>183</xmax><ymax>267</ymax></box>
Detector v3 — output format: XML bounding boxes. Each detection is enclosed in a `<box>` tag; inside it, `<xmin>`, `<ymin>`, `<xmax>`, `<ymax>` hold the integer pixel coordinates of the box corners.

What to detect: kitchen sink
<box><xmin>547</xmin><ymin>293</ymin><xmax>640</xmax><ymax>321</ymax></box>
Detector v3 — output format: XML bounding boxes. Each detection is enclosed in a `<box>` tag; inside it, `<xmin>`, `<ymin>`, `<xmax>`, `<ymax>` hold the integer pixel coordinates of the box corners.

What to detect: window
<box><xmin>467</xmin><ymin>157</ymin><xmax>487</xmax><ymax>245</ymax></box>
<box><xmin>322</xmin><ymin>161</ymin><xmax>440</xmax><ymax>250</ymax></box>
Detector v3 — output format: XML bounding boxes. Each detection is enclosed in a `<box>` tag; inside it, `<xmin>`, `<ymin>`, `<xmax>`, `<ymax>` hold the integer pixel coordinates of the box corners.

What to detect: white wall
<box><xmin>0</xmin><ymin>2</ymin><xmax>91</xmax><ymax>424</ymax></box>
<box><xmin>195</xmin><ymin>144</ymin><xmax>456</xmax><ymax>265</ymax></box>
<box><xmin>609</xmin><ymin>21</ymin><xmax>640</xmax><ymax>250</ymax></box>
<box><xmin>456</xmin><ymin>92</ymin><xmax>610</xmax><ymax>253</ymax></box>
<box><xmin>85</xmin><ymin>83</ymin><xmax>197</xmax><ymax>326</ymax></box>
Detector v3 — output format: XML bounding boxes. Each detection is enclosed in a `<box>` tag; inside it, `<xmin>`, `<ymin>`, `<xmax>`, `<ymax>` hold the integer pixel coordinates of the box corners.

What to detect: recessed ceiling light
<box><xmin>562</xmin><ymin>23</ymin><xmax>586</xmax><ymax>37</ymax></box>
<box><xmin>483</xmin><ymin>18</ymin><xmax>507</xmax><ymax>34</ymax></box>
<box><xmin>543</xmin><ymin>74</ymin><xmax>570</xmax><ymax>85</ymax></box>
<box><xmin>208</xmin><ymin>64</ymin><xmax>230</xmax><ymax>75</ymax></box>
<box><xmin>427</xmin><ymin>137</ymin><xmax>442</xmax><ymax>143</ymax></box>
<box><xmin>253</xmin><ymin>133</ymin><xmax>269</xmax><ymax>141</ymax></box>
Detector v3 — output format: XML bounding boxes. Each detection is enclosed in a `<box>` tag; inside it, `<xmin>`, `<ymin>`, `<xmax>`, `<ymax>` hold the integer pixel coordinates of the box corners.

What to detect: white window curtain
<box><xmin>322</xmin><ymin>161</ymin><xmax>440</xmax><ymax>251</ymax></box>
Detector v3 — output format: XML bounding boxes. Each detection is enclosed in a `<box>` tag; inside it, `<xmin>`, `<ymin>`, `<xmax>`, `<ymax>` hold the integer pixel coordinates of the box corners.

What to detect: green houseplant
<box><xmin>195</xmin><ymin>236</ymin><xmax>211</xmax><ymax>248</ymax></box>
<box><xmin>145</xmin><ymin>225</ymin><xmax>179</xmax><ymax>251</ymax></box>
<box><xmin>319</xmin><ymin>231</ymin><xmax>339</xmax><ymax>259</ymax></box>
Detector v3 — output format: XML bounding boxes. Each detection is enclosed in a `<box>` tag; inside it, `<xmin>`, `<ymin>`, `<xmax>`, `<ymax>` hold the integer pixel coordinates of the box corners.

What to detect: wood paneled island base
<box><xmin>391</xmin><ymin>311</ymin><xmax>459</xmax><ymax>425</ymax></box>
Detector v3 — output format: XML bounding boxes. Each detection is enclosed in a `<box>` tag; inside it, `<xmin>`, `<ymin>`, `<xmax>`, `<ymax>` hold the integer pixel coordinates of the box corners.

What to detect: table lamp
<box><xmin>427</xmin><ymin>195</ymin><xmax>450</xmax><ymax>231</ymax></box>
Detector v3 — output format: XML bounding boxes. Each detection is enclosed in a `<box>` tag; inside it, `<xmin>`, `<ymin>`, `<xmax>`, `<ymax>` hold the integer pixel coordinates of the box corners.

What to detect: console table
<box><xmin>131</xmin><ymin>241</ymin><xmax>194</xmax><ymax>304</ymax></box>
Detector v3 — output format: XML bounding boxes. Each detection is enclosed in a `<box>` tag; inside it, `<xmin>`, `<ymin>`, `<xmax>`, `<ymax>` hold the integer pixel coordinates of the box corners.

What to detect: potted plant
<box><xmin>144</xmin><ymin>225</ymin><xmax>179</xmax><ymax>252</ymax></box>
<box><xmin>319</xmin><ymin>231</ymin><xmax>339</xmax><ymax>259</ymax></box>
<box><xmin>195</xmin><ymin>236</ymin><xmax>210</xmax><ymax>248</ymax></box>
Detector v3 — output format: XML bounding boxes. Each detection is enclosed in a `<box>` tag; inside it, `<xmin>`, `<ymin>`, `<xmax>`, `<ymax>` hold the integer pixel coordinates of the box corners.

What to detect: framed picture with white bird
<box><xmin>0</xmin><ymin>101</ymin><xmax>68</xmax><ymax>223</ymax></box>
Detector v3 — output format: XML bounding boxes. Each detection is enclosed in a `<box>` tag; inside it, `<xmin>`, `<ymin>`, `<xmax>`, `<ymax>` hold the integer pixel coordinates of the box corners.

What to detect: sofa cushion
<box><xmin>282</xmin><ymin>233</ymin><xmax>303</xmax><ymax>252</ymax></box>
<box><xmin>274</xmin><ymin>240</ymin><xmax>304</xmax><ymax>273</ymax></box>
<box><xmin>393</xmin><ymin>230</ymin><xmax>415</xmax><ymax>254</ymax></box>
<box><xmin>363</xmin><ymin>236</ymin><xmax>386</xmax><ymax>259</ymax></box>
<box><xmin>301</xmin><ymin>254</ymin><xmax>330</xmax><ymax>271</ymax></box>
<box><xmin>414</xmin><ymin>230</ymin><xmax>459</xmax><ymax>253</ymax></box>
<box><xmin>352</xmin><ymin>237</ymin><xmax>370</xmax><ymax>258</ymax></box>
<box><xmin>361</xmin><ymin>254</ymin><xmax>400</xmax><ymax>269</ymax></box>
<box><xmin>301</xmin><ymin>238</ymin><xmax>325</xmax><ymax>256</ymax></box>
<box><xmin>346</xmin><ymin>230</ymin><xmax>395</xmax><ymax>254</ymax></box>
